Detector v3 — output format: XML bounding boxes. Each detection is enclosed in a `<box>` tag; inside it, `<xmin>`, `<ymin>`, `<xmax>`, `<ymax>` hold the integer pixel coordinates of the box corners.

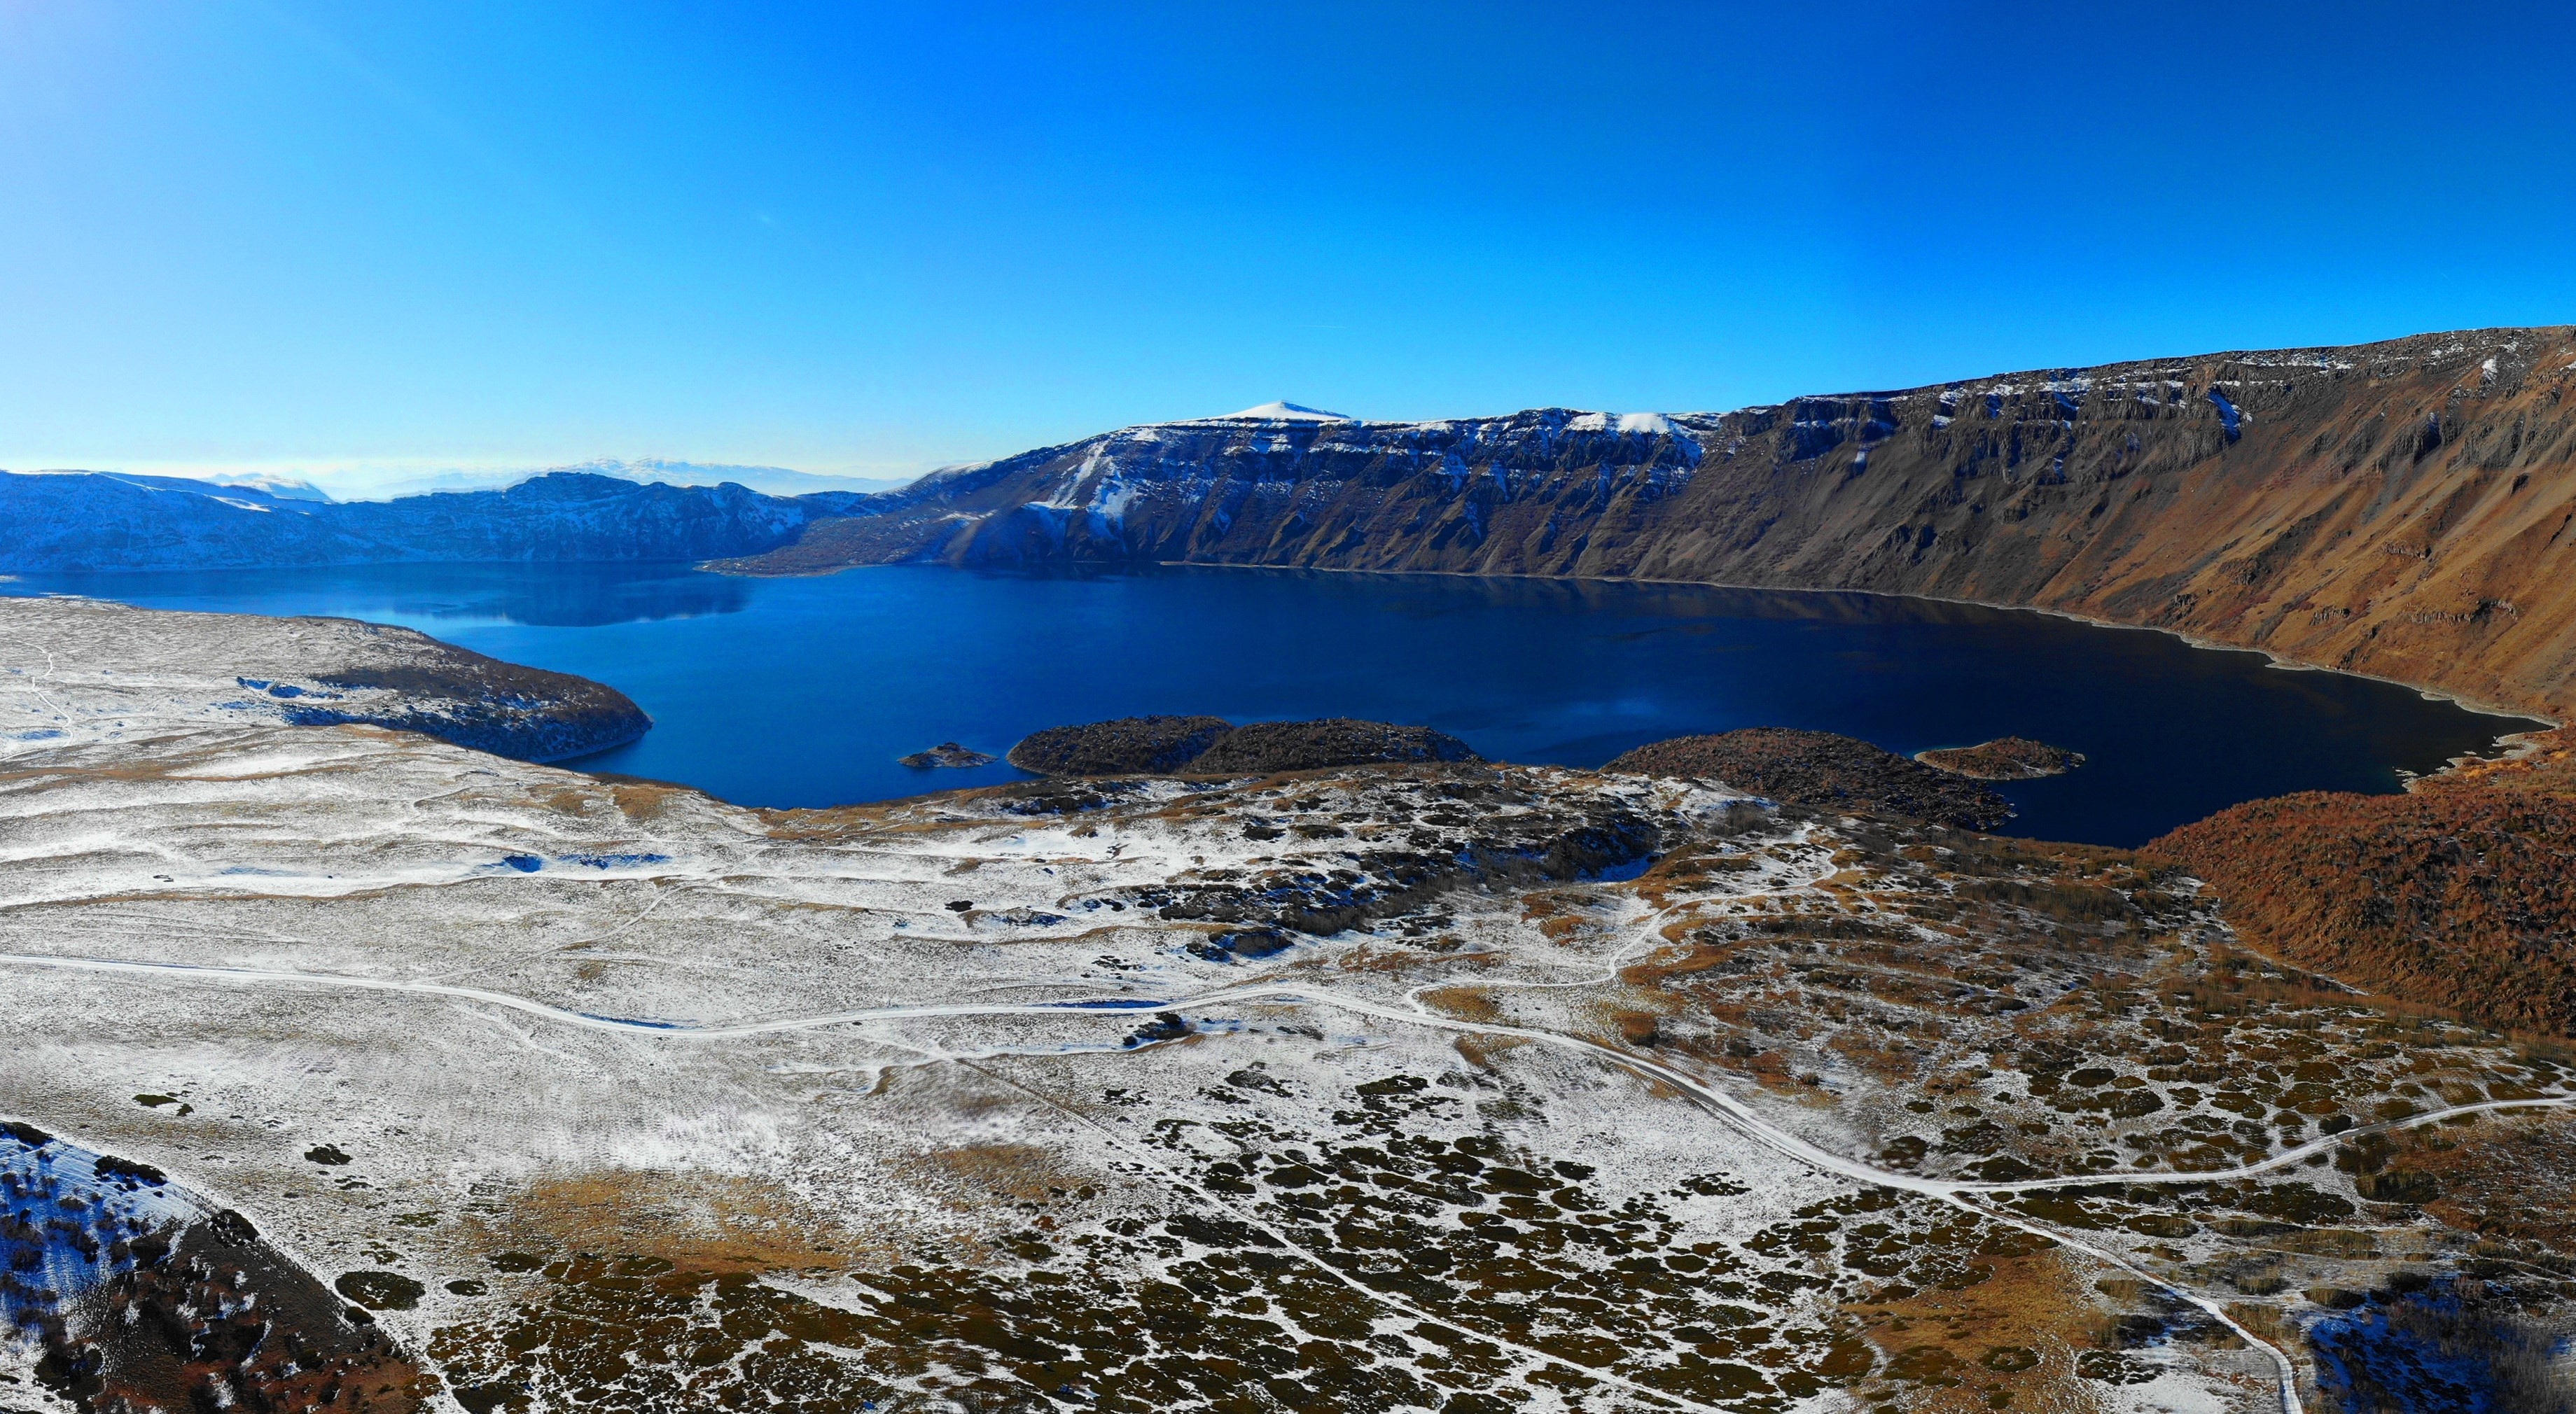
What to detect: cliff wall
<box><xmin>721</xmin><ymin>328</ymin><xmax>2576</xmax><ymax>719</ymax></box>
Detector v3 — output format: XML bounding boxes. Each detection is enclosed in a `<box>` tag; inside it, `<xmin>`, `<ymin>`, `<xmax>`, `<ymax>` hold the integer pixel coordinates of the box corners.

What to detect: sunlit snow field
<box><xmin>4</xmin><ymin>561</ymin><xmax>2539</xmax><ymax>846</ymax></box>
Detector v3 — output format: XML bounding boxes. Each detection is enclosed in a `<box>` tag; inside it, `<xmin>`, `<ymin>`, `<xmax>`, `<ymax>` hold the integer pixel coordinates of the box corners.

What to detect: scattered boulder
<box><xmin>1007</xmin><ymin>715</ymin><xmax>1233</xmax><ymax>774</ymax></box>
<box><xmin>1606</xmin><ymin>727</ymin><xmax>2012</xmax><ymax>830</ymax></box>
<box><xmin>1917</xmin><ymin>736</ymin><xmax>2087</xmax><ymax>780</ymax></box>
<box><xmin>334</xmin><ymin>1270</ymin><xmax>427</xmax><ymax>1312</ymax></box>
<box><xmin>898</xmin><ymin>741</ymin><xmax>996</xmax><ymax>769</ymax></box>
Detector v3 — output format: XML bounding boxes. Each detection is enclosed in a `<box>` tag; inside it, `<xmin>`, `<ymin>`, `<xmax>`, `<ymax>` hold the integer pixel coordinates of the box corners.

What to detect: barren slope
<box><xmin>720</xmin><ymin>328</ymin><xmax>2576</xmax><ymax>718</ymax></box>
<box><xmin>2152</xmin><ymin>726</ymin><xmax>2576</xmax><ymax>1039</ymax></box>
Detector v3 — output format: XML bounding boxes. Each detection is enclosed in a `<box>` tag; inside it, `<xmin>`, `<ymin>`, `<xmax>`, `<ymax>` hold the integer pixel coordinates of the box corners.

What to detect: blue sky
<box><xmin>4</xmin><ymin>1</ymin><xmax>2572</xmax><ymax>481</ymax></box>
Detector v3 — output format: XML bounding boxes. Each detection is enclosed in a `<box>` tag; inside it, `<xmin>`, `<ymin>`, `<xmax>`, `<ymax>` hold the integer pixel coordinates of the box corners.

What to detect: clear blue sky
<box><xmin>4</xmin><ymin>1</ymin><xmax>2571</xmax><ymax>479</ymax></box>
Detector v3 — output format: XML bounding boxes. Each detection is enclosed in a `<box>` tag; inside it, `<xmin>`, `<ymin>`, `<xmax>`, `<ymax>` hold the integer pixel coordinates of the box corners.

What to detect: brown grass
<box><xmin>2150</xmin><ymin>727</ymin><xmax>2576</xmax><ymax>1037</ymax></box>
<box><xmin>505</xmin><ymin>1170</ymin><xmax>868</xmax><ymax>1273</ymax></box>
<box><xmin>1847</xmin><ymin>1244</ymin><xmax>2110</xmax><ymax>1413</ymax></box>
<box><xmin>1416</xmin><ymin>986</ymin><xmax>1501</xmax><ymax>1023</ymax></box>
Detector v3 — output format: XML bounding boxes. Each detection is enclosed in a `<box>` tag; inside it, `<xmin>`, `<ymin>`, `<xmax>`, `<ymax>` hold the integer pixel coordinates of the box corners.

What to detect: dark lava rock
<box><xmin>1122</xmin><ymin>1011</ymin><xmax>1196</xmax><ymax>1046</ymax></box>
<box><xmin>1186</xmin><ymin>718</ymin><xmax>1481</xmax><ymax>775</ymax></box>
<box><xmin>334</xmin><ymin>1270</ymin><xmax>427</xmax><ymax>1312</ymax></box>
<box><xmin>1917</xmin><ymin>736</ymin><xmax>2087</xmax><ymax>780</ymax></box>
<box><xmin>899</xmin><ymin>741</ymin><xmax>997</xmax><ymax>769</ymax></box>
<box><xmin>1606</xmin><ymin>728</ymin><xmax>2012</xmax><ymax>830</ymax></box>
<box><xmin>1186</xmin><ymin>927</ymin><xmax>1300</xmax><ymax>963</ymax></box>
<box><xmin>1008</xmin><ymin>715</ymin><xmax>1234</xmax><ymax>774</ymax></box>
<box><xmin>12</xmin><ymin>1134</ymin><xmax>425</xmax><ymax>1414</ymax></box>
<box><xmin>1127</xmin><ymin>767</ymin><xmax>1661</xmax><ymax>942</ymax></box>
<box><xmin>1008</xmin><ymin>715</ymin><xmax>1480</xmax><ymax>778</ymax></box>
<box><xmin>991</xmin><ymin>778</ymin><xmax>1157</xmax><ymax>815</ymax></box>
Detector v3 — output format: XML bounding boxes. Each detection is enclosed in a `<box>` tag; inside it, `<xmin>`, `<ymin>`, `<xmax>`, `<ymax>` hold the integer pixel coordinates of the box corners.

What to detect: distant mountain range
<box><xmin>15</xmin><ymin>457</ymin><xmax>914</xmax><ymax>505</ymax></box>
<box><xmin>334</xmin><ymin>458</ymin><xmax>914</xmax><ymax>500</ymax></box>
<box><xmin>0</xmin><ymin>470</ymin><xmax>877</xmax><ymax>571</ymax></box>
<box><xmin>9</xmin><ymin>330</ymin><xmax>2573</xmax><ymax>718</ymax></box>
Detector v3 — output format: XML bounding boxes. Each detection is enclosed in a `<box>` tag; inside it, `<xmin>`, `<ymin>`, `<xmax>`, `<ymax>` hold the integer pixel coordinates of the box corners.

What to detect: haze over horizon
<box><xmin>6</xmin><ymin>1</ymin><xmax>2573</xmax><ymax>483</ymax></box>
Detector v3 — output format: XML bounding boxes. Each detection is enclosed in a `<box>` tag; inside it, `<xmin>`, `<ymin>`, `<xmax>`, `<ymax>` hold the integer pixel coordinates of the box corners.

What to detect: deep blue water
<box><xmin>5</xmin><ymin>562</ymin><xmax>2543</xmax><ymax>846</ymax></box>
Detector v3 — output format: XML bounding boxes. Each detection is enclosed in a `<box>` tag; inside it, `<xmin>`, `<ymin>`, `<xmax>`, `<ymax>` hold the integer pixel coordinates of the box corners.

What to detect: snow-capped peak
<box><xmin>1213</xmin><ymin>401</ymin><xmax>1354</xmax><ymax>423</ymax></box>
<box><xmin>1565</xmin><ymin>411</ymin><xmax>1680</xmax><ymax>436</ymax></box>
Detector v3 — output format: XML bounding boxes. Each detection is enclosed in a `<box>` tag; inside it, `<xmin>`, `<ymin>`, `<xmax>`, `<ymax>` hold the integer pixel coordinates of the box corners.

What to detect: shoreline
<box><xmin>1216</xmin><ymin>560</ymin><xmax>2561</xmax><ymax>790</ymax></box>
<box><xmin>1148</xmin><ymin>559</ymin><xmax>2567</xmax><ymax>732</ymax></box>
<box><xmin>32</xmin><ymin>559</ymin><xmax>2549</xmax><ymax>816</ymax></box>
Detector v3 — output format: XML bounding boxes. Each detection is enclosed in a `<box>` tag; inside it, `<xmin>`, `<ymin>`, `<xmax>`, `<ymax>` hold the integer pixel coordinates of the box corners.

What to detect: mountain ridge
<box><xmin>0</xmin><ymin>468</ymin><xmax>882</xmax><ymax>572</ymax></box>
<box><xmin>713</xmin><ymin>326</ymin><xmax>2576</xmax><ymax>720</ymax></box>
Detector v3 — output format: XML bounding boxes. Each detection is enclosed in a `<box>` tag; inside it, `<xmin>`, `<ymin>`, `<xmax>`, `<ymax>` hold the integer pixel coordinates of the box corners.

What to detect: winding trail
<box><xmin>9</xmin><ymin>943</ymin><xmax>2571</xmax><ymax>1413</ymax></box>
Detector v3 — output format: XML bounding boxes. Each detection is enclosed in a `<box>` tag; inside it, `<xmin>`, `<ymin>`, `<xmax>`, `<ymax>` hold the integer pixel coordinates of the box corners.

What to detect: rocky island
<box><xmin>1916</xmin><ymin>736</ymin><xmax>2088</xmax><ymax>780</ymax></box>
<box><xmin>898</xmin><ymin>741</ymin><xmax>997</xmax><ymax>769</ymax></box>
<box><xmin>6</xmin><ymin>599</ymin><xmax>2575</xmax><ymax>1413</ymax></box>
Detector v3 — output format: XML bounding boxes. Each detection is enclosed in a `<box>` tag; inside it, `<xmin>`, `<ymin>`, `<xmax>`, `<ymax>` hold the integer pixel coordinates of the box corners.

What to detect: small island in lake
<box><xmin>1915</xmin><ymin>736</ymin><xmax>2087</xmax><ymax>780</ymax></box>
<box><xmin>898</xmin><ymin>741</ymin><xmax>996</xmax><ymax>768</ymax></box>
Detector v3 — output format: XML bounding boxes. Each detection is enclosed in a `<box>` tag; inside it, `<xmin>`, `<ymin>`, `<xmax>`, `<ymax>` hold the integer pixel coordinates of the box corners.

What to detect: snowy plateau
<box><xmin>4</xmin><ymin>597</ymin><xmax>2575</xmax><ymax>1414</ymax></box>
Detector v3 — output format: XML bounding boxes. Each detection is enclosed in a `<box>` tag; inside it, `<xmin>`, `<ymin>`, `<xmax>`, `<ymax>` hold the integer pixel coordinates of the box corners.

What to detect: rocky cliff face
<box><xmin>718</xmin><ymin>328</ymin><xmax>2576</xmax><ymax>718</ymax></box>
<box><xmin>0</xmin><ymin>470</ymin><xmax>872</xmax><ymax>572</ymax></box>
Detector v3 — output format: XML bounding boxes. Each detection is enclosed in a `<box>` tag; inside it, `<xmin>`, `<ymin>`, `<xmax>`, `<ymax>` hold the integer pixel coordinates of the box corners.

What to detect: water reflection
<box><xmin>6</xmin><ymin>562</ymin><xmax>749</xmax><ymax>628</ymax></box>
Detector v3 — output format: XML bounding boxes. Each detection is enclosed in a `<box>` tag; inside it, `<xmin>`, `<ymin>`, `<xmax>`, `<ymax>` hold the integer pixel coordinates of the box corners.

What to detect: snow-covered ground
<box><xmin>3</xmin><ymin>596</ymin><xmax>2564</xmax><ymax>1413</ymax></box>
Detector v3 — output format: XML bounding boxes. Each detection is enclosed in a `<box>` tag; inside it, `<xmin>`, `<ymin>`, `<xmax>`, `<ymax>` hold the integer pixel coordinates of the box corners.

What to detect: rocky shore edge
<box><xmin>0</xmin><ymin>597</ymin><xmax>650</xmax><ymax>765</ymax></box>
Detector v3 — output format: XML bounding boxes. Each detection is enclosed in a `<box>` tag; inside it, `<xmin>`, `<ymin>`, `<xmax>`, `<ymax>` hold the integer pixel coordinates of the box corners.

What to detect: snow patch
<box><xmin>1213</xmin><ymin>402</ymin><xmax>1353</xmax><ymax>423</ymax></box>
<box><xmin>1564</xmin><ymin>412</ymin><xmax>1682</xmax><ymax>438</ymax></box>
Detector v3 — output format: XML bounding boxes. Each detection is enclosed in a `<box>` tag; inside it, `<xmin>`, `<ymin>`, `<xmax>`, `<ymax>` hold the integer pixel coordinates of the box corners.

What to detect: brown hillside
<box><xmin>2149</xmin><ymin>727</ymin><xmax>2576</xmax><ymax>1037</ymax></box>
<box><xmin>717</xmin><ymin>328</ymin><xmax>2576</xmax><ymax>720</ymax></box>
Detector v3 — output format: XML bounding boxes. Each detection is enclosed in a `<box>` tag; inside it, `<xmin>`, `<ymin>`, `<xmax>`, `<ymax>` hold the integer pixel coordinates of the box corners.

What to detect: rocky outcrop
<box><xmin>1008</xmin><ymin>715</ymin><xmax>1237</xmax><ymax>774</ymax></box>
<box><xmin>3</xmin><ymin>1124</ymin><xmax>428</xmax><ymax>1414</ymax></box>
<box><xmin>0</xmin><ymin>470</ymin><xmax>874</xmax><ymax>572</ymax></box>
<box><xmin>1186</xmin><ymin>719</ymin><xmax>1479</xmax><ymax>774</ymax></box>
<box><xmin>715</xmin><ymin>328</ymin><xmax>2576</xmax><ymax>720</ymax></box>
<box><xmin>1606</xmin><ymin>728</ymin><xmax>2013</xmax><ymax>830</ymax></box>
<box><xmin>283</xmin><ymin>643</ymin><xmax>651</xmax><ymax>762</ymax></box>
<box><xmin>1008</xmin><ymin>715</ymin><xmax>1479</xmax><ymax>777</ymax></box>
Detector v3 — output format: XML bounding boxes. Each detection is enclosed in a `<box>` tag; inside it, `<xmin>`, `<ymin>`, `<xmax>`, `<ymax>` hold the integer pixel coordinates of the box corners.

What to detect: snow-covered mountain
<box><xmin>704</xmin><ymin>401</ymin><xmax>1715</xmax><ymax>575</ymax></box>
<box><xmin>553</xmin><ymin>457</ymin><xmax>913</xmax><ymax>498</ymax></box>
<box><xmin>0</xmin><ymin>470</ymin><xmax>879</xmax><ymax>573</ymax></box>
<box><xmin>92</xmin><ymin>458</ymin><xmax>914</xmax><ymax>503</ymax></box>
